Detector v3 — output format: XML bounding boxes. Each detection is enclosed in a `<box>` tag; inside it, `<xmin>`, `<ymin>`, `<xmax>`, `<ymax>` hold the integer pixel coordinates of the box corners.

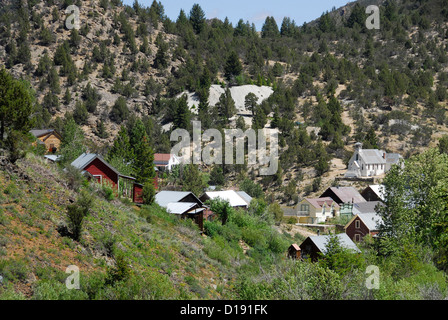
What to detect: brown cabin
<box><xmin>344</xmin><ymin>213</ymin><xmax>383</xmax><ymax>242</ymax></box>
<box><xmin>288</xmin><ymin>244</ymin><xmax>301</xmax><ymax>260</ymax></box>
<box><xmin>30</xmin><ymin>129</ymin><xmax>62</xmax><ymax>154</ymax></box>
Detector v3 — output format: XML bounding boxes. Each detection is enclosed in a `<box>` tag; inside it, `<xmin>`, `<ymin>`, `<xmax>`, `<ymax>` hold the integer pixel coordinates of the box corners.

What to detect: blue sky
<box><xmin>123</xmin><ymin>0</ymin><xmax>351</xmax><ymax>30</ymax></box>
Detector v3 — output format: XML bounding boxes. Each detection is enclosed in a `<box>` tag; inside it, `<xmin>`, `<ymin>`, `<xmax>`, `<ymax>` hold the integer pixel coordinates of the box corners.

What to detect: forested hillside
<box><xmin>1</xmin><ymin>0</ymin><xmax>448</xmax><ymax>302</ymax></box>
<box><xmin>2</xmin><ymin>0</ymin><xmax>448</xmax><ymax>203</ymax></box>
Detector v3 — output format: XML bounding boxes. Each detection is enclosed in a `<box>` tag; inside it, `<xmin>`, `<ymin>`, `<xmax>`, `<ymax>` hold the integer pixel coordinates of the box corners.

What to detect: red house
<box><xmin>71</xmin><ymin>153</ymin><xmax>157</xmax><ymax>203</ymax></box>
<box><xmin>344</xmin><ymin>213</ymin><xmax>383</xmax><ymax>242</ymax></box>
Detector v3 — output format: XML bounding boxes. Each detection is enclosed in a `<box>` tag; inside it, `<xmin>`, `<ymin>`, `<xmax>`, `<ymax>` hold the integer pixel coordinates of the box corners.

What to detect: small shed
<box><xmin>288</xmin><ymin>244</ymin><xmax>301</xmax><ymax>260</ymax></box>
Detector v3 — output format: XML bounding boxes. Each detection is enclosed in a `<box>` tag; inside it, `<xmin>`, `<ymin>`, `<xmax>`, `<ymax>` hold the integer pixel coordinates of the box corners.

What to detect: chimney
<box><xmin>383</xmin><ymin>152</ymin><xmax>386</xmax><ymax>159</ymax></box>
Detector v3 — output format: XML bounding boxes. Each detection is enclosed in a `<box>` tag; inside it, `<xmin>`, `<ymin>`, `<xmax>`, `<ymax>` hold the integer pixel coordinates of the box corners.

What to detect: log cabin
<box><xmin>30</xmin><ymin>129</ymin><xmax>62</xmax><ymax>154</ymax></box>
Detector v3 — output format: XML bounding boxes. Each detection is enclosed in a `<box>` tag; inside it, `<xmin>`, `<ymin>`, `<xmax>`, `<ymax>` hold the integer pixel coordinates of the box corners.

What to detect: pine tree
<box><xmin>60</xmin><ymin>117</ymin><xmax>86</xmax><ymax>165</ymax></box>
<box><xmin>189</xmin><ymin>3</ymin><xmax>206</xmax><ymax>34</ymax></box>
<box><xmin>182</xmin><ymin>164</ymin><xmax>206</xmax><ymax>196</ymax></box>
<box><xmin>110</xmin><ymin>97</ymin><xmax>129</xmax><ymax>123</ymax></box>
<box><xmin>96</xmin><ymin>120</ymin><xmax>108</xmax><ymax>139</ymax></box>
<box><xmin>0</xmin><ymin>69</ymin><xmax>35</xmax><ymax>160</ymax></box>
<box><xmin>245</xmin><ymin>92</ymin><xmax>258</xmax><ymax>115</ymax></box>
<box><xmin>261</xmin><ymin>16</ymin><xmax>280</xmax><ymax>38</ymax></box>
<box><xmin>216</xmin><ymin>88</ymin><xmax>236</xmax><ymax>126</ymax></box>
<box><xmin>224</xmin><ymin>51</ymin><xmax>242</xmax><ymax>81</ymax></box>
<box><xmin>108</xmin><ymin>125</ymin><xmax>134</xmax><ymax>163</ymax></box>
<box><xmin>153</xmin><ymin>33</ymin><xmax>169</xmax><ymax>70</ymax></box>
<box><xmin>134</xmin><ymin>135</ymin><xmax>156</xmax><ymax>184</ymax></box>
<box><xmin>173</xmin><ymin>96</ymin><xmax>191</xmax><ymax>130</ymax></box>
<box><xmin>363</xmin><ymin>127</ymin><xmax>379</xmax><ymax>149</ymax></box>
<box><xmin>73</xmin><ymin>101</ymin><xmax>89</xmax><ymax>125</ymax></box>
<box><xmin>346</xmin><ymin>3</ymin><xmax>367</xmax><ymax>29</ymax></box>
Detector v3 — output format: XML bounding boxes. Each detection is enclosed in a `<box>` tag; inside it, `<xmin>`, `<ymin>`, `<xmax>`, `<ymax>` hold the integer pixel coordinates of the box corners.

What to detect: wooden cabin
<box><xmin>30</xmin><ymin>129</ymin><xmax>62</xmax><ymax>154</ymax></box>
<box><xmin>299</xmin><ymin>233</ymin><xmax>360</xmax><ymax>262</ymax></box>
<box><xmin>155</xmin><ymin>191</ymin><xmax>206</xmax><ymax>231</ymax></box>
<box><xmin>71</xmin><ymin>153</ymin><xmax>157</xmax><ymax>203</ymax></box>
<box><xmin>344</xmin><ymin>213</ymin><xmax>383</xmax><ymax>242</ymax></box>
<box><xmin>288</xmin><ymin>244</ymin><xmax>301</xmax><ymax>260</ymax></box>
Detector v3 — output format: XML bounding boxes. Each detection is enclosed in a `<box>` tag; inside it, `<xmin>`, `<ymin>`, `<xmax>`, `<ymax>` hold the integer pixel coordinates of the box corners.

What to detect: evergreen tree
<box><xmin>153</xmin><ymin>33</ymin><xmax>169</xmax><ymax>70</ymax></box>
<box><xmin>280</xmin><ymin>17</ymin><xmax>297</xmax><ymax>37</ymax></box>
<box><xmin>346</xmin><ymin>3</ymin><xmax>367</xmax><ymax>29</ymax></box>
<box><xmin>0</xmin><ymin>68</ymin><xmax>35</xmax><ymax>162</ymax></box>
<box><xmin>189</xmin><ymin>3</ymin><xmax>206</xmax><ymax>34</ymax></box>
<box><xmin>216</xmin><ymin>88</ymin><xmax>236</xmax><ymax>126</ymax></box>
<box><xmin>73</xmin><ymin>101</ymin><xmax>89</xmax><ymax>125</ymax></box>
<box><xmin>245</xmin><ymin>92</ymin><xmax>258</xmax><ymax>115</ymax></box>
<box><xmin>173</xmin><ymin>96</ymin><xmax>191</xmax><ymax>130</ymax></box>
<box><xmin>133</xmin><ymin>135</ymin><xmax>156</xmax><ymax>184</ymax></box>
<box><xmin>96</xmin><ymin>120</ymin><xmax>109</xmax><ymax>139</ymax></box>
<box><xmin>110</xmin><ymin>97</ymin><xmax>129</xmax><ymax>124</ymax></box>
<box><xmin>224</xmin><ymin>51</ymin><xmax>242</xmax><ymax>81</ymax></box>
<box><xmin>108</xmin><ymin>125</ymin><xmax>134</xmax><ymax>163</ymax></box>
<box><xmin>182</xmin><ymin>164</ymin><xmax>206</xmax><ymax>196</ymax></box>
<box><xmin>363</xmin><ymin>127</ymin><xmax>379</xmax><ymax>149</ymax></box>
<box><xmin>261</xmin><ymin>16</ymin><xmax>280</xmax><ymax>38</ymax></box>
<box><xmin>60</xmin><ymin>117</ymin><xmax>86</xmax><ymax>165</ymax></box>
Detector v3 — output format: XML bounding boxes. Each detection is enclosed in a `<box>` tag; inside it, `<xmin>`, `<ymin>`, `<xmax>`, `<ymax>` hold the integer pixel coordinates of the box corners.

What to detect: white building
<box><xmin>345</xmin><ymin>143</ymin><xmax>402</xmax><ymax>178</ymax></box>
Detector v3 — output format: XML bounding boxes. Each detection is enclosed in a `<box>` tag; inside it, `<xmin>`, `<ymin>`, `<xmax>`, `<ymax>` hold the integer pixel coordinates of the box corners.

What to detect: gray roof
<box><xmin>308</xmin><ymin>233</ymin><xmax>361</xmax><ymax>254</ymax></box>
<box><xmin>236</xmin><ymin>191</ymin><xmax>253</xmax><ymax>205</ymax></box>
<box><xmin>359</xmin><ymin>149</ymin><xmax>386</xmax><ymax>164</ymax></box>
<box><xmin>357</xmin><ymin>213</ymin><xmax>383</xmax><ymax>231</ymax></box>
<box><xmin>386</xmin><ymin>153</ymin><xmax>402</xmax><ymax>164</ymax></box>
<box><xmin>30</xmin><ymin>129</ymin><xmax>55</xmax><ymax>138</ymax></box>
<box><xmin>166</xmin><ymin>202</ymin><xmax>198</xmax><ymax>215</ymax></box>
<box><xmin>71</xmin><ymin>153</ymin><xmax>101</xmax><ymax>170</ymax></box>
<box><xmin>155</xmin><ymin>191</ymin><xmax>197</xmax><ymax>208</ymax></box>
<box><xmin>70</xmin><ymin>153</ymin><xmax>133</xmax><ymax>179</ymax></box>
<box><xmin>44</xmin><ymin>155</ymin><xmax>61</xmax><ymax>162</ymax></box>
<box><xmin>353</xmin><ymin>201</ymin><xmax>384</xmax><ymax>215</ymax></box>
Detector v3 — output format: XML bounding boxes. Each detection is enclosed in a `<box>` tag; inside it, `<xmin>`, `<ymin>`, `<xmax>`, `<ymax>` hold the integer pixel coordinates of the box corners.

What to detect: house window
<box><xmin>355</xmin><ymin>220</ymin><xmax>361</xmax><ymax>229</ymax></box>
<box><xmin>355</xmin><ymin>234</ymin><xmax>361</xmax><ymax>242</ymax></box>
<box><xmin>300</xmin><ymin>204</ymin><xmax>310</xmax><ymax>215</ymax></box>
<box><xmin>93</xmin><ymin>175</ymin><xmax>103</xmax><ymax>184</ymax></box>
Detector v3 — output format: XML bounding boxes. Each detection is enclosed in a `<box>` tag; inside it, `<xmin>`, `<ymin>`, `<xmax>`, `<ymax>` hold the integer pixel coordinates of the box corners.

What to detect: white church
<box><xmin>344</xmin><ymin>143</ymin><xmax>402</xmax><ymax>178</ymax></box>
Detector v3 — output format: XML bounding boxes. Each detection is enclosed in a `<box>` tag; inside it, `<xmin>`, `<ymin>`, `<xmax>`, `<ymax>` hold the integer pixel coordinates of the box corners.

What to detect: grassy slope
<box><xmin>0</xmin><ymin>154</ymin><xmax>240</xmax><ymax>299</ymax></box>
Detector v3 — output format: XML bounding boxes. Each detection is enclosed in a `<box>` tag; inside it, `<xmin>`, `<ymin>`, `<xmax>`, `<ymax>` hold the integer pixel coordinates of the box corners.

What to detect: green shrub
<box><xmin>102</xmin><ymin>185</ymin><xmax>115</xmax><ymax>201</ymax></box>
<box><xmin>267</xmin><ymin>232</ymin><xmax>289</xmax><ymax>254</ymax></box>
<box><xmin>0</xmin><ymin>258</ymin><xmax>29</xmax><ymax>282</ymax></box>
<box><xmin>203</xmin><ymin>220</ymin><xmax>223</xmax><ymax>238</ymax></box>
<box><xmin>242</xmin><ymin>227</ymin><xmax>266</xmax><ymax>248</ymax></box>
<box><xmin>142</xmin><ymin>182</ymin><xmax>156</xmax><ymax>205</ymax></box>
<box><xmin>32</xmin><ymin>280</ymin><xmax>89</xmax><ymax>300</ymax></box>
<box><xmin>0</xmin><ymin>284</ymin><xmax>26</xmax><ymax>300</ymax></box>
<box><xmin>105</xmin><ymin>253</ymin><xmax>131</xmax><ymax>286</ymax></box>
<box><xmin>220</xmin><ymin>222</ymin><xmax>242</xmax><ymax>243</ymax></box>
<box><xmin>66</xmin><ymin>204</ymin><xmax>86</xmax><ymax>241</ymax></box>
